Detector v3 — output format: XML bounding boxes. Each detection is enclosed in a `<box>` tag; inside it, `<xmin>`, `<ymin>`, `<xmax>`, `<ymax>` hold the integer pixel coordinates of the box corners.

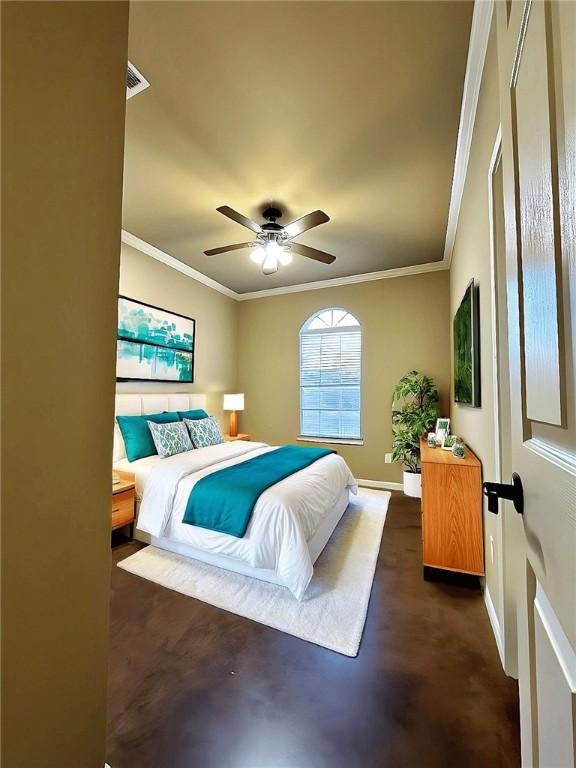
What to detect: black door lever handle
<box><xmin>483</xmin><ymin>473</ymin><xmax>524</xmax><ymax>515</ymax></box>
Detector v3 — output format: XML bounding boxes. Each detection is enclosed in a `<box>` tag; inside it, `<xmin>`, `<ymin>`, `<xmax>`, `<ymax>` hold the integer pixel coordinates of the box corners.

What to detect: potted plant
<box><xmin>391</xmin><ymin>371</ymin><xmax>439</xmax><ymax>498</ymax></box>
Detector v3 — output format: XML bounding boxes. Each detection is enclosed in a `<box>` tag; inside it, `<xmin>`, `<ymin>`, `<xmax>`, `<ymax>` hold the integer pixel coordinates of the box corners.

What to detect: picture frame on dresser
<box><xmin>116</xmin><ymin>295</ymin><xmax>196</xmax><ymax>383</ymax></box>
<box><xmin>434</xmin><ymin>417</ymin><xmax>450</xmax><ymax>445</ymax></box>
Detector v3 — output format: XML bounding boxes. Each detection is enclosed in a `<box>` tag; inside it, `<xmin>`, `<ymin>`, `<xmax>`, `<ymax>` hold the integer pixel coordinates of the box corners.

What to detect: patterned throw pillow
<box><xmin>147</xmin><ymin>420</ymin><xmax>193</xmax><ymax>458</ymax></box>
<box><xmin>184</xmin><ymin>416</ymin><xmax>224</xmax><ymax>448</ymax></box>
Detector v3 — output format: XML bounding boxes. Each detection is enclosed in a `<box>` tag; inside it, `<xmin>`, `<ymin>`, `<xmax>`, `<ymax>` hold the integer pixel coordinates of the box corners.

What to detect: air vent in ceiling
<box><xmin>127</xmin><ymin>61</ymin><xmax>150</xmax><ymax>100</ymax></box>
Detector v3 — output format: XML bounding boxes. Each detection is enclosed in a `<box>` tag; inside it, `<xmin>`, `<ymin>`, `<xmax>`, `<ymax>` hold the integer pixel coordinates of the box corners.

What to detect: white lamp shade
<box><xmin>223</xmin><ymin>393</ymin><xmax>244</xmax><ymax>411</ymax></box>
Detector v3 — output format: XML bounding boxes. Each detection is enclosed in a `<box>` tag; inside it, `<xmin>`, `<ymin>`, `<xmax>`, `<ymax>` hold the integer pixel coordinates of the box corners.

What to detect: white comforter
<box><xmin>136</xmin><ymin>441</ymin><xmax>357</xmax><ymax>599</ymax></box>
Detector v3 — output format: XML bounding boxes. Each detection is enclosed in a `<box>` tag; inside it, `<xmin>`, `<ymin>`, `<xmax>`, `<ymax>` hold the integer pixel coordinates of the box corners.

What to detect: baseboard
<box><xmin>484</xmin><ymin>585</ymin><xmax>505</xmax><ymax>669</ymax></box>
<box><xmin>357</xmin><ymin>479</ymin><xmax>403</xmax><ymax>491</ymax></box>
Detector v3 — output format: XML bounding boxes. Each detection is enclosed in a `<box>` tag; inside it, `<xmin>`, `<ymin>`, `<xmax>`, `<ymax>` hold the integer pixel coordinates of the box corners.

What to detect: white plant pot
<box><xmin>403</xmin><ymin>470</ymin><xmax>422</xmax><ymax>498</ymax></box>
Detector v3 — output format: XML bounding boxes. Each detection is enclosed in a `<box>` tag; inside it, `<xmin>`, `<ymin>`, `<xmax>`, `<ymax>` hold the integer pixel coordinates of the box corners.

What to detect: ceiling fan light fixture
<box><xmin>206</xmin><ymin>205</ymin><xmax>335</xmax><ymax>270</ymax></box>
<box><xmin>252</xmin><ymin>239</ymin><xmax>288</xmax><ymax>273</ymax></box>
<box><xmin>277</xmin><ymin>248</ymin><xmax>293</xmax><ymax>266</ymax></box>
<box><xmin>262</xmin><ymin>252</ymin><xmax>279</xmax><ymax>275</ymax></box>
<box><xmin>250</xmin><ymin>247</ymin><xmax>266</xmax><ymax>265</ymax></box>
<box><xmin>265</xmin><ymin>240</ymin><xmax>283</xmax><ymax>257</ymax></box>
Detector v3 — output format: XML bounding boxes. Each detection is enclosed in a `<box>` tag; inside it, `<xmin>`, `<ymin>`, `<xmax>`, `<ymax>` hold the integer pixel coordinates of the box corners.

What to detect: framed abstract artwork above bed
<box><xmin>116</xmin><ymin>296</ymin><xmax>195</xmax><ymax>383</ymax></box>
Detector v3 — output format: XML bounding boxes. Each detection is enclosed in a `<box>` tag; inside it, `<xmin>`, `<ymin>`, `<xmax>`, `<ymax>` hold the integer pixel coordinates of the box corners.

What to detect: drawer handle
<box><xmin>112</xmin><ymin>507</ymin><xmax>120</xmax><ymax>513</ymax></box>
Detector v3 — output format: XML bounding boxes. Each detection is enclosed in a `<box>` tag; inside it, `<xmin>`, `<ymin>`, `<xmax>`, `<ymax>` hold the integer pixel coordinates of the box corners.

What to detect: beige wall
<box><xmin>237</xmin><ymin>272</ymin><xmax>451</xmax><ymax>482</ymax></box>
<box><xmin>1</xmin><ymin>3</ymin><xmax>128</xmax><ymax>767</ymax></box>
<box><xmin>118</xmin><ymin>244</ymin><xmax>238</xmax><ymax>424</ymax></box>
<box><xmin>449</xmin><ymin>25</ymin><xmax>501</xmax><ymax>617</ymax></box>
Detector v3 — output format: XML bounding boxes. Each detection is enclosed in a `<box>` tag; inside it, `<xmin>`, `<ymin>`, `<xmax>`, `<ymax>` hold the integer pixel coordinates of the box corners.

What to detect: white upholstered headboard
<box><xmin>113</xmin><ymin>392</ymin><xmax>207</xmax><ymax>463</ymax></box>
<box><xmin>115</xmin><ymin>392</ymin><xmax>207</xmax><ymax>418</ymax></box>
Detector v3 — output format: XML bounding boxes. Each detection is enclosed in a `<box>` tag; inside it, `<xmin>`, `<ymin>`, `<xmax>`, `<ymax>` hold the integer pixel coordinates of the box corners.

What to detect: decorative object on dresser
<box><xmin>451</xmin><ymin>437</ymin><xmax>465</xmax><ymax>459</ymax></box>
<box><xmin>223</xmin><ymin>392</ymin><xmax>244</xmax><ymax>437</ymax></box>
<box><xmin>225</xmin><ymin>433</ymin><xmax>251</xmax><ymax>442</ymax></box>
<box><xmin>391</xmin><ymin>371</ymin><xmax>439</xmax><ymax>499</ymax></box>
<box><xmin>441</xmin><ymin>433</ymin><xmax>456</xmax><ymax>450</ymax></box>
<box><xmin>453</xmin><ymin>279</ymin><xmax>481</xmax><ymax>407</ymax></box>
<box><xmin>420</xmin><ymin>437</ymin><xmax>484</xmax><ymax>579</ymax></box>
<box><xmin>116</xmin><ymin>295</ymin><xmax>195</xmax><ymax>383</ymax></box>
<box><xmin>112</xmin><ymin>472</ymin><xmax>136</xmax><ymax>538</ymax></box>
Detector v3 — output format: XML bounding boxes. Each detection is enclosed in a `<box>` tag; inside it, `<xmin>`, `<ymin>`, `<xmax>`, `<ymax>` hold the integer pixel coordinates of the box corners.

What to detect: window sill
<box><xmin>297</xmin><ymin>436</ymin><xmax>364</xmax><ymax>446</ymax></box>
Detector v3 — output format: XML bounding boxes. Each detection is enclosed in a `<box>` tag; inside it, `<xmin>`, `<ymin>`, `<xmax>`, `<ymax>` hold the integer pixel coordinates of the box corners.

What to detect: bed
<box><xmin>114</xmin><ymin>394</ymin><xmax>357</xmax><ymax>599</ymax></box>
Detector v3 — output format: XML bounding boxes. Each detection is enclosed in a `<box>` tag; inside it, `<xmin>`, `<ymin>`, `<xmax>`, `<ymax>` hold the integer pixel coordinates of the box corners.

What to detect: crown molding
<box><xmin>235</xmin><ymin>260</ymin><xmax>447</xmax><ymax>301</ymax></box>
<box><xmin>122</xmin><ymin>230</ymin><xmax>448</xmax><ymax>301</ymax></box>
<box><xmin>442</xmin><ymin>0</ymin><xmax>494</xmax><ymax>267</ymax></box>
<box><xmin>121</xmin><ymin>230</ymin><xmax>237</xmax><ymax>299</ymax></box>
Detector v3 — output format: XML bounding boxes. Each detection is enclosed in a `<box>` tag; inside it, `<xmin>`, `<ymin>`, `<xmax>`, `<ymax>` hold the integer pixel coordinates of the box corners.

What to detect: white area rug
<box><xmin>117</xmin><ymin>489</ymin><xmax>390</xmax><ymax>657</ymax></box>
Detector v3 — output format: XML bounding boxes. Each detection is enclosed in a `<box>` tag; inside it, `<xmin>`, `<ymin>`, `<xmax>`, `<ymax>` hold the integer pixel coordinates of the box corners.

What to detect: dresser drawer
<box><xmin>111</xmin><ymin>489</ymin><xmax>134</xmax><ymax>530</ymax></box>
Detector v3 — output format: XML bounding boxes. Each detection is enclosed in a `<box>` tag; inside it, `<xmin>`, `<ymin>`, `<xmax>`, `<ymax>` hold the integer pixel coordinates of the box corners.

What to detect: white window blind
<box><xmin>300</xmin><ymin>309</ymin><xmax>361</xmax><ymax>440</ymax></box>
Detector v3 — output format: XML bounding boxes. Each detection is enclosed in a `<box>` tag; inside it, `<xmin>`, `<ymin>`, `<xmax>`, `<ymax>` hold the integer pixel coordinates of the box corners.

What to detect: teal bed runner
<box><xmin>182</xmin><ymin>445</ymin><xmax>335</xmax><ymax>538</ymax></box>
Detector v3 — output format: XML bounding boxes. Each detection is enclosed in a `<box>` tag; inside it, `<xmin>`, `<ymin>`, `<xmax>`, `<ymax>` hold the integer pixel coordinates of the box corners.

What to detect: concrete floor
<box><xmin>107</xmin><ymin>492</ymin><xmax>520</xmax><ymax>768</ymax></box>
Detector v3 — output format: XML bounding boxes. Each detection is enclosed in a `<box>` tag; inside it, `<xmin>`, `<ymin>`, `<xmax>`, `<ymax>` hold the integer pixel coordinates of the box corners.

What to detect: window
<box><xmin>299</xmin><ymin>308</ymin><xmax>362</xmax><ymax>441</ymax></box>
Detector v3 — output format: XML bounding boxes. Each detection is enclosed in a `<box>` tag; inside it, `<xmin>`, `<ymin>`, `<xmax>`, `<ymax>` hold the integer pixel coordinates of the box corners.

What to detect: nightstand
<box><xmin>112</xmin><ymin>474</ymin><xmax>135</xmax><ymax>538</ymax></box>
<box><xmin>224</xmin><ymin>433</ymin><xmax>251</xmax><ymax>442</ymax></box>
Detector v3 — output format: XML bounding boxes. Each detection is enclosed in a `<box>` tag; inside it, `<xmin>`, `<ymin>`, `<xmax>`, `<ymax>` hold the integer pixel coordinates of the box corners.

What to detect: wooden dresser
<box><xmin>420</xmin><ymin>437</ymin><xmax>484</xmax><ymax>577</ymax></box>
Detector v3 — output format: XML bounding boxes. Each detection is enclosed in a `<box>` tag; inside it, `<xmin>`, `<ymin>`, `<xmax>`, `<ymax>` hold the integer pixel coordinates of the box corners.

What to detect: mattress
<box><xmin>114</xmin><ymin>454</ymin><xmax>163</xmax><ymax>499</ymax></box>
<box><xmin>114</xmin><ymin>441</ymin><xmax>268</xmax><ymax>499</ymax></box>
<box><xmin>147</xmin><ymin>486</ymin><xmax>351</xmax><ymax>589</ymax></box>
<box><xmin>126</xmin><ymin>440</ymin><xmax>357</xmax><ymax>599</ymax></box>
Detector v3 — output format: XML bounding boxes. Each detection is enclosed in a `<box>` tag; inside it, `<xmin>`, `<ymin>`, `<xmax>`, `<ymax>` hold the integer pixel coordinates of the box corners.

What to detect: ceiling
<box><xmin>123</xmin><ymin>1</ymin><xmax>473</xmax><ymax>295</ymax></box>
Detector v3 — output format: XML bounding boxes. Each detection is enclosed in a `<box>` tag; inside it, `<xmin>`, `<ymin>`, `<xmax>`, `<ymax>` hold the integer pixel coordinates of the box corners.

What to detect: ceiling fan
<box><xmin>204</xmin><ymin>205</ymin><xmax>336</xmax><ymax>275</ymax></box>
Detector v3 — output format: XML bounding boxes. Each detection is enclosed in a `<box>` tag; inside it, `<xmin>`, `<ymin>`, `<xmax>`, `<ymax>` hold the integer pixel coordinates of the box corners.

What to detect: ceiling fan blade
<box><xmin>217</xmin><ymin>205</ymin><xmax>262</xmax><ymax>234</ymax></box>
<box><xmin>283</xmin><ymin>210</ymin><xmax>329</xmax><ymax>238</ymax></box>
<box><xmin>291</xmin><ymin>242</ymin><xmax>336</xmax><ymax>265</ymax></box>
<box><xmin>204</xmin><ymin>242</ymin><xmax>253</xmax><ymax>256</ymax></box>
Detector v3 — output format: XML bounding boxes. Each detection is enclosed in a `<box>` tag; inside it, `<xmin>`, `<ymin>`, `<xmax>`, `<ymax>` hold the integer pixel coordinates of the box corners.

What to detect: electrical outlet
<box><xmin>490</xmin><ymin>535</ymin><xmax>495</xmax><ymax>565</ymax></box>
<box><xmin>384</xmin><ymin>453</ymin><xmax>392</xmax><ymax>463</ymax></box>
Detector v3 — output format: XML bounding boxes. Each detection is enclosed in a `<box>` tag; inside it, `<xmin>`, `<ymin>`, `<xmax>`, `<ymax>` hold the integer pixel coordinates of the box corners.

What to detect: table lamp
<box><xmin>223</xmin><ymin>393</ymin><xmax>244</xmax><ymax>437</ymax></box>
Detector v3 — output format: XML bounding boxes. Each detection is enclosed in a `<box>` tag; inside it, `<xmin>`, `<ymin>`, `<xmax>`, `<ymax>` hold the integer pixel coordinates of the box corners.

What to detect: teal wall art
<box><xmin>116</xmin><ymin>296</ymin><xmax>195</xmax><ymax>382</ymax></box>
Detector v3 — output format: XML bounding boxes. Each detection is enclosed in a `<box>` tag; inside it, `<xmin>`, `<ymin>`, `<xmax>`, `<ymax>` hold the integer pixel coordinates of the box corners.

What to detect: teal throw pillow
<box><xmin>116</xmin><ymin>411</ymin><xmax>180</xmax><ymax>462</ymax></box>
<box><xmin>177</xmin><ymin>409</ymin><xmax>209</xmax><ymax>421</ymax></box>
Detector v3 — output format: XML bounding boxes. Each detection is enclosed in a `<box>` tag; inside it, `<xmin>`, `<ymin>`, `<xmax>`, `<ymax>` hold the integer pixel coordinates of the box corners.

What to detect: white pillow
<box><xmin>113</xmin><ymin>423</ymin><xmax>126</xmax><ymax>462</ymax></box>
<box><xmin>184</xmin><ymin>416</ymin><xmax>224</xmax><ymax>448</ymax></box>
<box><xmin>147</xmin><ymin>420</ymin><xmax>193</xmax><ymax>458</ymax></box>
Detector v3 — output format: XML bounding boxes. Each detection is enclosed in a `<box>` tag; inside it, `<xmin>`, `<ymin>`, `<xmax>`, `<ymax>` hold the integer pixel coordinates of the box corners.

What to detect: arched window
<box><xmin>299</xmin><ymin>308</ymin><xmax>362</xmax><ymax>441</ymax></box>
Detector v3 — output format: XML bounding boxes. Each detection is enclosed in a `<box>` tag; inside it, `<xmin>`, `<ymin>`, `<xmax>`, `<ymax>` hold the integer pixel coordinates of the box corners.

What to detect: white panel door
<box><xmin>496</xmin><ymin>0</ymin><xmax>576</xmax><ymax>765</ymax></box>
